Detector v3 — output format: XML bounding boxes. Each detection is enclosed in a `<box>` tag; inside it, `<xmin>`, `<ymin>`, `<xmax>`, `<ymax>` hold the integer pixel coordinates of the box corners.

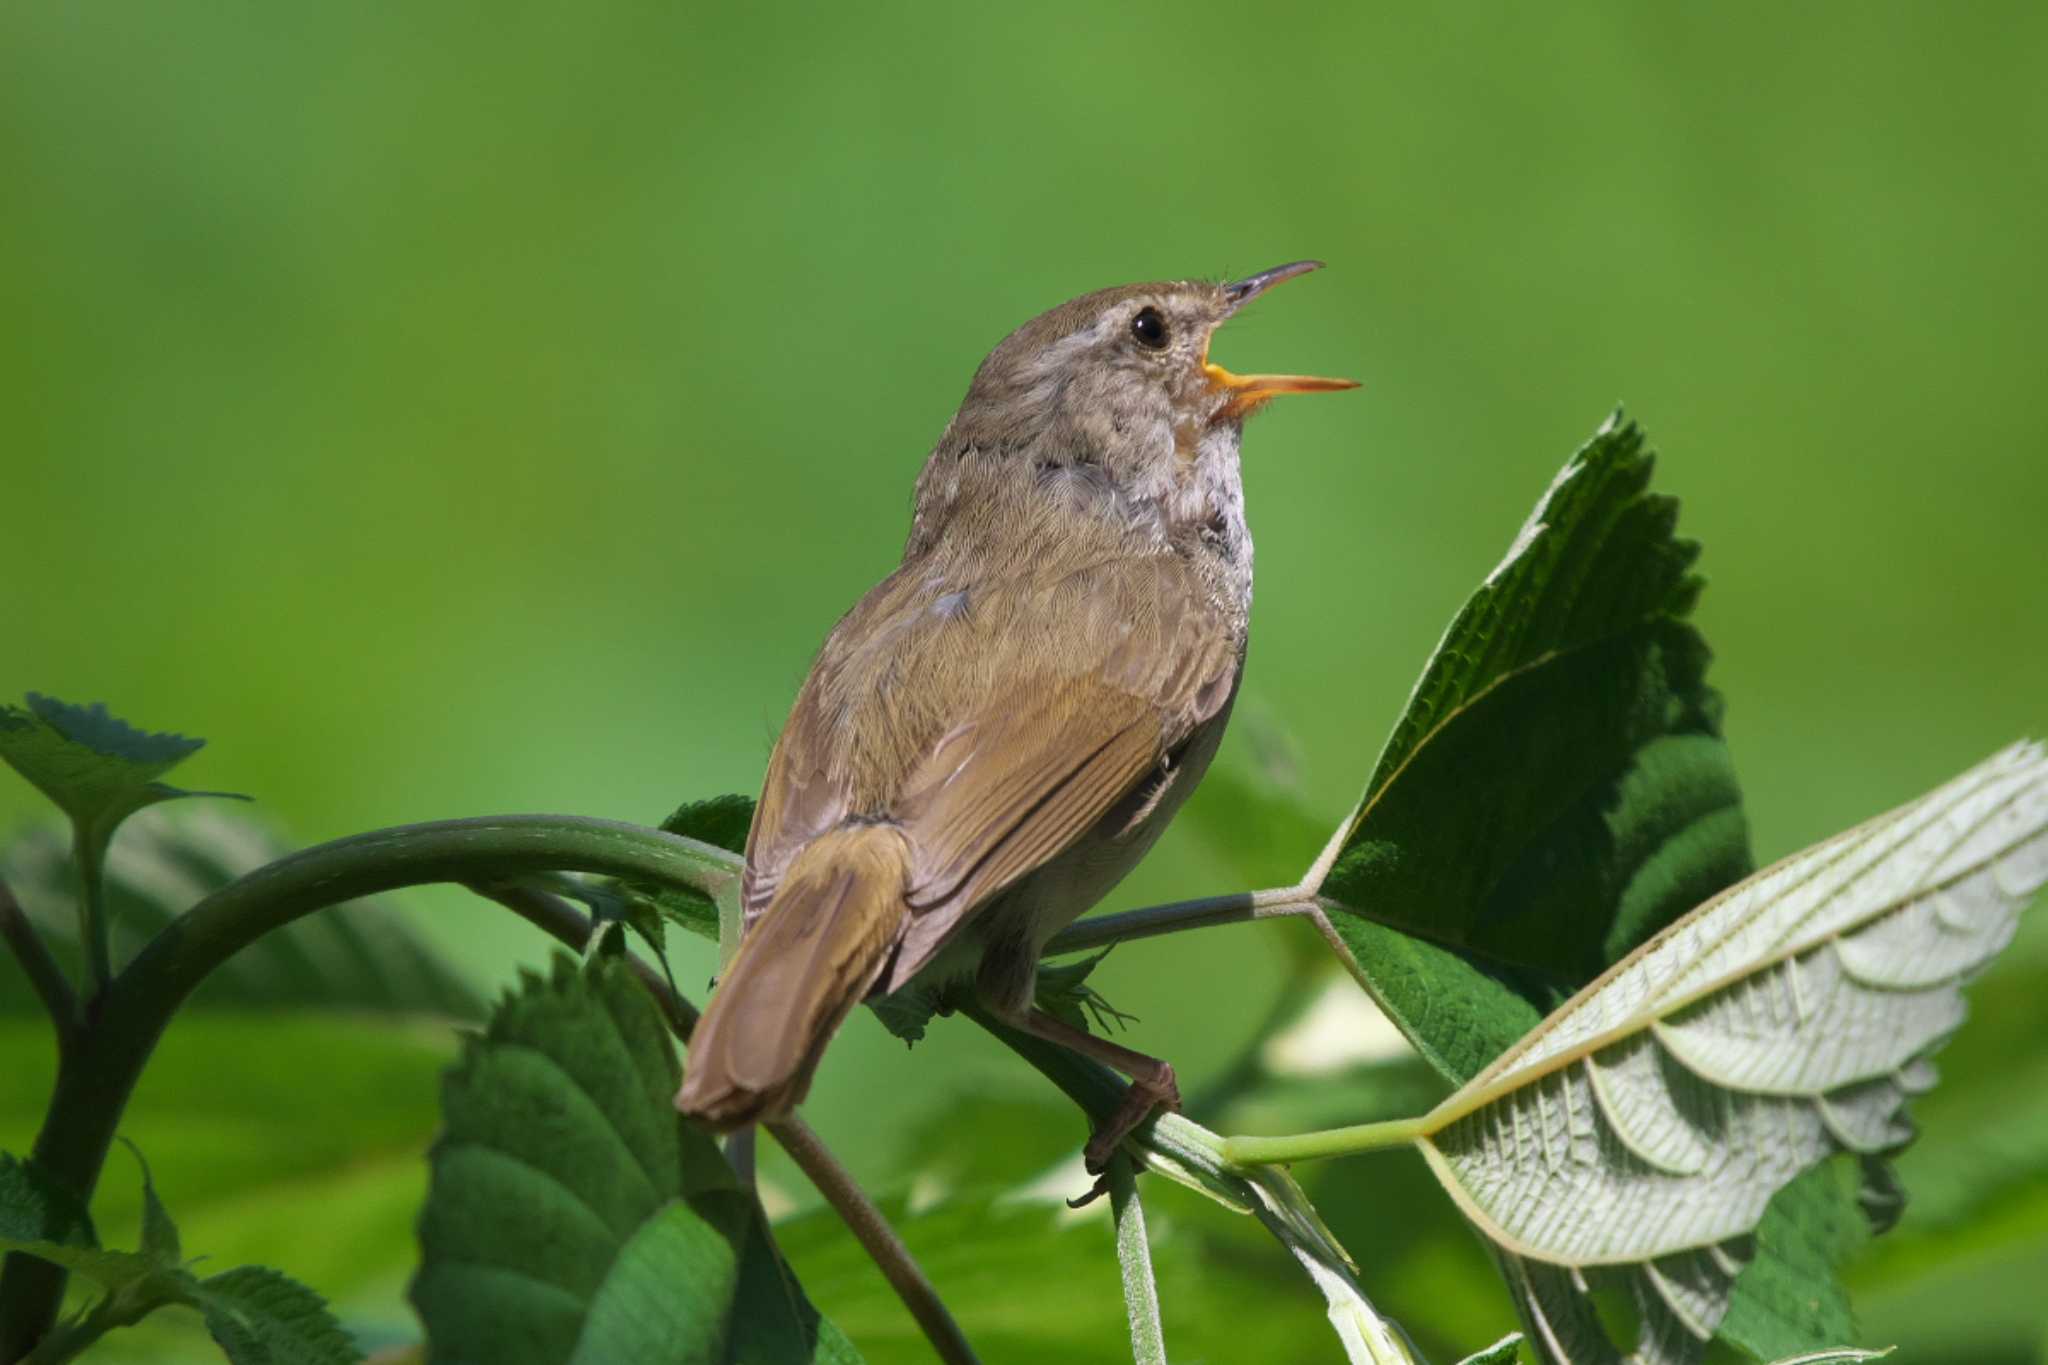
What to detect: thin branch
<box><xmin>1043</xmin><ymin>887</ymin><xmax>1317</xmax><ymax>957</ymax></box>
<box><xmin>1109</xmin><ymin>1154</ymin><xmax>1167</xmax><ymax>1365</ymax></box>
<box><xmin>771</xmin><ymin>1117</ymin><xmax>981</xmax><ymax>1365</ymax></box>
<box><xmin>0</xmin><ymin>879</ymin><xmax>76</xmax><ymax>1044</ymax></box>
<box><xmin>463</xmin><ymin>879</ymin><xmax>979</xmax><ymax>1365</ymax></box>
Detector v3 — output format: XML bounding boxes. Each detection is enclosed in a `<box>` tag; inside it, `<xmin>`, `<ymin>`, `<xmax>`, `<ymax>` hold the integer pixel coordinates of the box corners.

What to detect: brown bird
<box><xmin>676</xmin><ymin>262</ymin><xmax>1356</xmax><ymax>1169</ymax></box>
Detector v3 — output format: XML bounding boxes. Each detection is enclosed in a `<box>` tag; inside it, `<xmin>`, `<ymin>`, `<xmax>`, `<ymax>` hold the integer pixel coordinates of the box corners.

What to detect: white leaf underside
<box><xmin>1415</xmin><ymin>742</ymin><xmax>2048</xmax><ymax>1364</ymax></box>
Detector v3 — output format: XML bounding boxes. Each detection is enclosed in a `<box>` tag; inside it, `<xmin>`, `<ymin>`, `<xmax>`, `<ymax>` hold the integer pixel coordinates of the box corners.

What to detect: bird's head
<box><xmin>944</xmin><ymin>261</ymin><xmax>1357</xmax><ymax>468</ymax></box>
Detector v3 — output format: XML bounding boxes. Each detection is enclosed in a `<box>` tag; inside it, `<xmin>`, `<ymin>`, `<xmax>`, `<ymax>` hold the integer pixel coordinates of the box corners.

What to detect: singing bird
<box><xmin>676</xmin><ymin>262</ymin><xmax>1356</xmax><ymax>1168</ymax></box>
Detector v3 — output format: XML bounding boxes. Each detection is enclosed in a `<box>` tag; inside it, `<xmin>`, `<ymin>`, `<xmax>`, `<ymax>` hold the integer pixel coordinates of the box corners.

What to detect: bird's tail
<box><xmin>675</xmin><ymin>823</ymin><xmax>909</xmax><ymax>1129</ymax></box>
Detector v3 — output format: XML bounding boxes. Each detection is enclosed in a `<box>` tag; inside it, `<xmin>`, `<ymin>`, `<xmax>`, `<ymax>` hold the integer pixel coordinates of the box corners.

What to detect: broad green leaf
<box><xmin>1412</xmin><ymin>743</ymin><xmax>2048</xmax><ymax>1363</ymax></box>
<box><xmin>1718</xmin><ymin>1164</ymin><xmax>1865</xmax><ymax>1361</ymax></box>
<box><xmin>0</xmin><ymin>805</ymin><xmax>482</xmax><ymax>1019</ymax></box>
<box><xmin>1313</xmin><ymin>416</ymin><xmax>1752</xmax><ymax>1080</ymax></box>
<box><xmin>410</xmin><ymin>953</ymin><xmax>860</xmax><ymax>1364</ymax></box>
<box><xmin>194</xmin><ymin>1264</ymin><xmax>362</xmax><ymax>1365</ymax></box>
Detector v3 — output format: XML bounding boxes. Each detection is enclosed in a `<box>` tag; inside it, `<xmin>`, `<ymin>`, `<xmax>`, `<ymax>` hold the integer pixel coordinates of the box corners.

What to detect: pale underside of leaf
<box><xmin>1411</xmin><ymin>743</ymin><xmax>2048</xmax><ymax>1362</ymax></box>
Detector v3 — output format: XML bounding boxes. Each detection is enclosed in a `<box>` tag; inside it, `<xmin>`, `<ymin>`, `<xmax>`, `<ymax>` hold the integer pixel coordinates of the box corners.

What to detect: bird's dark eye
<box><xmin>1130</xmin><ymin>306</ymin><xmax>1169</xmax><ymax>350</ymax></box>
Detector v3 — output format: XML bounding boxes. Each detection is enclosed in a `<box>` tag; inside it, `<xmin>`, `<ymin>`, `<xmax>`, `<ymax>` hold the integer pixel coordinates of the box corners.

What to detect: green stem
<box><xmin>964</xmin><ymin>1010</ymin><xmax>1425</xmax><ymax>1365</ymax></box>
<box><xmin>1043</xmin><ymin>887</ymin><xmax>1315</xmax><ymax>957</ymax></box>
<box><xmin>18</xmin><ymin>1311</ymin><xmax>108</xmax><ymax>1365</ymax></box>
<box><xmin>1109</xmin><ymin>1154</ymin><xmax>1167</xmax><ymax>1365</ymax></box>
<box><xmin>72</xmin><ymin>826</ymin><xmax>110</xmax><ymax>1004</ymax></box>
<box><xmin>1220</xmin><ymin>1116</ymin><xmax>1430</xmax><ymax>1167</ymax></box>
<box><xmin>0</xmin><ymin>880</ymin><xmax>76</xmax><ymax>1045</ymax></box>
<box><xmin>0</xmin><ymin>814</ymin><xmax>738</xmax><ymax>1361</ymax></box>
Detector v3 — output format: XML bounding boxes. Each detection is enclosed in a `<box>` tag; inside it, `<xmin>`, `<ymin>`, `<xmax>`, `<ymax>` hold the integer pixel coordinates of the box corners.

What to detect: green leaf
<box><xmin>866</xmin><ymin>982</ymin><xmax>941</xmax><ymax>1046</ymax></box>
<box><xmin>193</xmin><ymin>1264</ymin><xmax>362</xmax><ymax>1365</ymax></box>
<box><xmin>602</xmin><ymin>794</ymin><xmax>756</xmax><ymax>948</ymax></box>
<box><xmin>410</xmin><ymin>953</ymin><xmax>860</xmax><ymax>1364</ymax></box>
<box><xmin>1035</xmin><ymin>948</ymin><xmax>1132</xmax><ymax>1036</ymax></box>
<box><xmin>0</xmin><ymin>805</ymin><xmax>483</xmax><ymax>1018</ymax></box>
<box><xmin>0</xmin><ymin>1153</ymin><xmax>169</xmax><ymax>1304</ymax></box>
<box><xmin>0</xmin><ymin>1013</ymin><xmax>449</xmax><ymax>1362</ymax></box>
<box><xmin>1455</xmin><ymin>1335</ymin><xmax>1525</xmax><ymax>1365</ymax></box>
<box><xmin>1719</xmin><ymin>1163</ymin><xmax>1867</xmax><ymax>1361</ymax></box>
<box><xmin>1316</xmin><ymin>415</ymin><xmax>1753</xmax><ymax>1076</ymax></box>
<box><xmin>1409</xmin><ymin>743</ymin><xmax>2046</xmax><ymax>1362</ymax></box>
<box><xmin>1298</xmin><ymin>416</ymin><xmax>1939</xmax><ymax>1363</ymax></box>
<box><xmin>660</xmin><ymin>794</ymin><xmax>755</xmax><ymax>855</ymax></box>
<box><xmin>124</xmin><ymin>1140</ymin><xmax>181</xmax><ymax>1266</ymax></box>
<box><xmin>0</xmin><ymin>1152</ymin><xmax>96</xmax><ymax>1249</ymax></box>
<box><xmin>0</xmin><ymin>694</ymin><xmax>212</xmax><ymax>828</ymax></box>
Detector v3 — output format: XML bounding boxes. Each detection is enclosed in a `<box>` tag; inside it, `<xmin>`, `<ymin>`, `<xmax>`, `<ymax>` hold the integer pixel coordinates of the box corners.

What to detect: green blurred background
<box><xmin>4</xmin><ymin>3</ymin><xmax>2045</xmax><ymax>1361</ymax></box>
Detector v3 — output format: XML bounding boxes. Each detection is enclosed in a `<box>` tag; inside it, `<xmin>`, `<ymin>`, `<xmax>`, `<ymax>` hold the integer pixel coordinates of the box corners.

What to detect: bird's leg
<box><xmin>1004</xmin><ymin>1004</ymin><xmax>1181</xmax><ymax>1173</ymax></box>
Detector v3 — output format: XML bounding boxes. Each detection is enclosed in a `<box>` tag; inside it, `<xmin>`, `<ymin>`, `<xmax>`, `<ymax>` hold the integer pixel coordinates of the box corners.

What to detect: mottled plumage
<box><xmin>677</xmin><ymin>263</ymin><xmax>1354</xmax><ymax>1168</ymax></box>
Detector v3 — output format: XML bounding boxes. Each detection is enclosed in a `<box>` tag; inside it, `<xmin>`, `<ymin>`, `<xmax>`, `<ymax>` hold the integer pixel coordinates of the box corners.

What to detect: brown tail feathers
<box><xmin>675</xmin><ymin>823</ymin><xmax>909</xmax><ymax>1129</ymax></box>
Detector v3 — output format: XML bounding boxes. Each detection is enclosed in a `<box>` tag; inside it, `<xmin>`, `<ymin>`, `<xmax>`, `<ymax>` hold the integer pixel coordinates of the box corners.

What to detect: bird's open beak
<box><xmin>1204</xmin><ymin>259</ymin><xmax>1359</xmax><ymax>420</ymax></box>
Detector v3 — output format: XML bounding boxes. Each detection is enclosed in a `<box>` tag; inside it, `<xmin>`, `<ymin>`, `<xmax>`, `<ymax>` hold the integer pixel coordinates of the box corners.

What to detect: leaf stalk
<box><xmin>1220</xmin><ymin>1117</ymin><xmax>1430</xmax><ymax>1168</ymax></box>
<box><xmin>1109</xmin><ymin>1154</ymin><xmax>1168</xmax><ymax>1365</ymax></box>
<box><xmin>1043</xmin><ymin>886</ymin><xmax>1317</xmax><ymax>956</ymax></box>
<box><xmin>0</xmin><ymin>880</ymin><xmax>76</xmax><ymax>1046</ymax></box>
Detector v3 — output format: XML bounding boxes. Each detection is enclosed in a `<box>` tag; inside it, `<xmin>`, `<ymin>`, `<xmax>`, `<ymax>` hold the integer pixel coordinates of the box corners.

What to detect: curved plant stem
<box><xmin>465</xmin><ymin>879</ymin><xmax>979</xmax><ymax>1365</ymax></box>
<box><xmin>0</xmin><ymin>880</ymin><xmax>75</xmax><ymax>1047</ymax></box>
<box><xmin>1043</xmin><ymin>887</ymin><xmax>1317</xmax><ymax>956</ymax></box>
<box><xmin>1109</xmin><ymin>1154</ymin><xmax>1167</xmax><ymax>1365</ymax></box>
<box><xmin>0</xmin><ymin>815</ymin><xmax>737</xmax><ymax>1359</ymax></box>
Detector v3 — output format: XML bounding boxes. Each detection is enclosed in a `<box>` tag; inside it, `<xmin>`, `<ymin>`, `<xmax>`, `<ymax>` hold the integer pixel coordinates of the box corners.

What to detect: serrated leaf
<box><xmin>1457</xmin><ymin>1334</ymin><xmax>1526</xmax><ymax>1364</ymax></box>
<box><xmin>0</xmin><ymin>1152</ymin><xmax>96</xmax><ymax>1249</ymax></box>
<box><xmin>123</xmin><ymin>1140</ymin><xmax>181</xmax><ymax>1266</ymax></box>
<box><xmin>410</xmin><ymin>954</ymin><xmax>861</xmax><ymax>1364</ymax></box>
<box><xmin>193</xmin><ymin>1264</ymin><xmax>362</xmax><ymax>1365</ymax></box>
<box><xmin>1315</xmin><ymin>417</ymin><xmax>1753</xmax><ymax>1077</ymax></box>
<box><xmin>661</xmin><ymin>794</ymin><xmax>756</xmax><ymax>854</ymax></box>
<box><xmin>0</xmin><ymin>805</ymin><xmax>482</xmax><ymax>1018</ymax></box>
<box><xmin>603</xmin><ymin>794</ymin><xmax>756</xmax><ymax>949</ymax></box>
<box><xmin>867</xmin><ymin>982</ymin><xmax>941</xmax><ymax>1046</ymax></box>
<box><xmin>0</xmin><ymin>1153</ymin><xmax>194</xmax><ymax>1320</ymax></box>
<box><xmin>1411</xmin><ymin>743</ymin><xmax>2048</xmax><ymax>1363</ymax></box>
<box><xmin>0</xmin><ymin>1151</ymin><xmax>169</xmax><ymax>1301</ymax></box>
<box><xmin>0</xmin><ymin>693</ymin><xmax>242</xmax><ymax>839</ymax></box>
<box><xmin>1719</xmin><ymin>1163</ymin><xmax>1865</xmax><ymax>1360</ymax></box>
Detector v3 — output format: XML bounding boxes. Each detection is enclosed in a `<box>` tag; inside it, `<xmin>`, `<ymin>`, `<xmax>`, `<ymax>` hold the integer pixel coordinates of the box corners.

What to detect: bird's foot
<box><xmin>1081</xmin><ymin>1062</ymin><xmax>1180</xmax><ymax>1175</ymax></box>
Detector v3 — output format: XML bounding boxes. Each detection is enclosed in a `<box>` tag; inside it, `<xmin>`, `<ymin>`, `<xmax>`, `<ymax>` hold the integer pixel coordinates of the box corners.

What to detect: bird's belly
<box><xmin>900</xmin><ymin>684</ymin><xmax>1238</xmax><ymax>1009</ymax></box>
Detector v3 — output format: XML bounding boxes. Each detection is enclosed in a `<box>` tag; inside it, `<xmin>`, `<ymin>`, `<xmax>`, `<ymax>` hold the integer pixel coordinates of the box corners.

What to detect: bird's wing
<box><xmin>742</xmin><ymin>552</ymin><xmax>1240</xmax><ymax>978</ymax></box>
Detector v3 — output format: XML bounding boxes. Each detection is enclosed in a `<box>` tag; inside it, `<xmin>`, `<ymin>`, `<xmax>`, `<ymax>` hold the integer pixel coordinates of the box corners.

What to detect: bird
<box><xmin>675</xmin><ymin>262</ymin><xmax>1356</xmax><ymax>1170</ymax></box>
